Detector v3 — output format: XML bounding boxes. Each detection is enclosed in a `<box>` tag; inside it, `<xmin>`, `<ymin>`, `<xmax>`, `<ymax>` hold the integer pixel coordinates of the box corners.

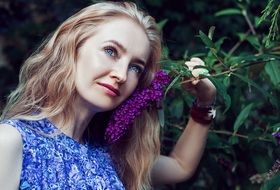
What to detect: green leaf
<box><xmin>169</xmin><ymin>98</ymin><xmax>184</xmax><ymax>119</ymax></box>
<box><xmin>228</xmin><ymin>54</ymin><xmax>280</xmax><ymax>66</ymax></box>
<box><xmin>233</xmin><ymin>71</ymin><xmax>278</xmax><ymax>108</ymax></box>
<box><xmin>252</xmin><ymin>153</ymin><xmax>272</xmax><ymax>173</ymax></box>
<box><xmin>198</xmin><ymin>30</ymin><xmax>216</xmax><ymax>49</ymax></box>
<box><xmin>157</xmin><ymin>19</ymin><xmax>168</xmax><ymax>31</ymax></box>
<box><xmin>215</xmin><ymin>37</ymin><xmax>227</xmax><ymax>51</ymax></box>
<box><xmin>233</xmin><ymin>103</ymin><xmax>254</xmax><ymax>133</ymax></box>
<box><xmin>208</xmin><ymin>76</ymin><xmax>231</xmax><ymax>113</ymax></box>
<box><xmin>246</xmin><ymin>35</ymin><xmax>261</xmax><ymax>50</ymax></box>
<box><xmin>164</xmin><ymin>74</ymin><xmax>181</xmax><ymax>97</ymax></box>
<box><xmin>161</xmin><ymin>46</ymin><xmax>170</xmax><ymax>59</ymax></box>
<box><xmin>271</xmin><ymin>123</ymin><xmax>280</xmax><ymax>131</ymax></box>
<box><xmin>229</xmin><ymin>135</ymin><xmax>239</xmax><ymax>145</ymax></box>
<box><xmin>261</xmin><ymin>173</ymin><xmax>280</xmax><ymax>190</ymax></box>
<box><xmin>223</xmin><ymin>76</ymin><xmax>230</xmax><ymax>87</ymax></box>
<box><xmin>207</xmin><ymin>133</ymin><xmax>230</xmax><ymax>149</ymax></box>
<box><xmin>208</xmin><ymin>26</ymin><xmax>215</xmax><ymax>40</ymax></box>
<box><xmin>265</xmin><ymin>61</ymin><xmax>280</xmax><ymax>87</ymax></box>
<box><xmin>158</xmin><ymin>103</ymin><xmax>165</xmax><ymax>128</ymax></box>
<box><xmin>232</xmin><ymin>73</ymin><xmax>271</xmax><ymax>99</ymax></box>
<box><xmin>237</xmin><ymin>32</ymin><xmax>247</xmax><ymax>41</ymax></box>
<box><xmin>215</xmin><ymin>8</ymin><xmax>242</xmax><ymax>17</ymax></box>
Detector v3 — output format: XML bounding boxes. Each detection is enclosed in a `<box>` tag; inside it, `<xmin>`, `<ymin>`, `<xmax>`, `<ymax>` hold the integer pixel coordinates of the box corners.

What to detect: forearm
<box><xmin>169</xmin><ymin>117</ymin><xmax>210</xmax><ymax>177</ymax></box>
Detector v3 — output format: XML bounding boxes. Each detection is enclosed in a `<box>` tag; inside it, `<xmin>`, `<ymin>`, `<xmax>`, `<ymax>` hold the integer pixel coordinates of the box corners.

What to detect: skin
<box><xmin>152</xmin><ymin>76</ymin><xmax>216</xmax><ymax>184</ymax></box>
<box><xmin>0</xmin><ymin>17</ymin><xmax>216</xmax><ymax>189</ymax></box>
<box><xmin>50</xmin><ymin>18</ymin><xmax>150</xmax><ymax>142</ymax></box>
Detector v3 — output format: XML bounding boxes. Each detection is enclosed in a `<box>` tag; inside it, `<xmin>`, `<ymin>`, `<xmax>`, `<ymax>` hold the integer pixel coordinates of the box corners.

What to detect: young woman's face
<box><xmin>75</xmin><ymin>17</ymin><xmax>150</xmax><ymax>112</ymax></box>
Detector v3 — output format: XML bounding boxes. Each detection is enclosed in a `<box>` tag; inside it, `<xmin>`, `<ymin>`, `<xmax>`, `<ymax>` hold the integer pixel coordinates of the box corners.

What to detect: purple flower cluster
<box><xmin>104</xmin><ymin>70</ymin><xmax>170</xmax><ymax>144</ymax></box>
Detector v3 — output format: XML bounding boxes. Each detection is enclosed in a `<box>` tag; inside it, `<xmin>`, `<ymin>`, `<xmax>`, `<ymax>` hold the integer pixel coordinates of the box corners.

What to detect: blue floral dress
<box><xmin>0</xmin><ymin>118</ymin><xmax>125</xmax><ymax>190</ymax></box>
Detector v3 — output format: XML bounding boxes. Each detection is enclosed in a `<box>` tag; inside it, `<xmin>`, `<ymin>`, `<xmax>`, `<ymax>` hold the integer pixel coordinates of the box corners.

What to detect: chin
<box><xmin>90</xmin><ymin>99</ymin><xmax>120</xmax><ymax>112</ymax></box>
<box><xmin>78</xmin><ymin>91</ymin><xmax>123</xmax><ymax>112</ymax></box>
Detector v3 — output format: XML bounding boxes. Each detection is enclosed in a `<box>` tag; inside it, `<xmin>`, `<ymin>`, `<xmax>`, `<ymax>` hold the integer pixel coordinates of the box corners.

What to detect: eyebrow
<box><xmin>104</xmin><ymin>40</ymin><xmax>147</xmax><ymax>67</ymax></box>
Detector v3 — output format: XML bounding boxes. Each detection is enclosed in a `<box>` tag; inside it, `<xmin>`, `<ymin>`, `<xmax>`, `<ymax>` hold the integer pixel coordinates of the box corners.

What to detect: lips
<box><xmin>98</xmin><ymin>82</ymin><xmax>120</xmax><ymax>96</ymax></box>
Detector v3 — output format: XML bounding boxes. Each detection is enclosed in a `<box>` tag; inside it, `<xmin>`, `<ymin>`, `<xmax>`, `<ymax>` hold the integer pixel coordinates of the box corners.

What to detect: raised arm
<box><xmin>0</xmin><ymin>124</ymin><xmax>23</xmax><ymax>190</ymax></box>
<box><xmin>152</xmin><ymin>58</ymin><xmax>216</xmax><ymax>185</ymax></box>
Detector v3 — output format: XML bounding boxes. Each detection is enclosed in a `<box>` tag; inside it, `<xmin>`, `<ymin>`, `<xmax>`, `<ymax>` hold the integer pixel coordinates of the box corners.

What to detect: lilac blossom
<box><xmin>104</xmin><ymin>70</ymin><xmax>170</xmax><ymax>144</ymax></box>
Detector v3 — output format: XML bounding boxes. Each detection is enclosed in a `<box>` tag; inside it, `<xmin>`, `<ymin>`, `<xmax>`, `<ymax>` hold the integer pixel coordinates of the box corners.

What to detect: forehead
<box><xmin>88</xmin><ymin>17</ymin><xmax>151</xmax><ymax>62</ymax></box>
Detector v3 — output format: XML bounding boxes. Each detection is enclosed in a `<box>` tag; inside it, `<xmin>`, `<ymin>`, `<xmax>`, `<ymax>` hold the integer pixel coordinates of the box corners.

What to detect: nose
<box><xmin>110</xmin><ymin>62</ymin><xmax>128</xmax><ymax>83</ymax></box>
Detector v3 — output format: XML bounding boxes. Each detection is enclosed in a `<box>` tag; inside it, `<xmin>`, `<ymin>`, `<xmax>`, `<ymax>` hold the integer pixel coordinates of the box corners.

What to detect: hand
<box><xmin>182</xmin><ymin>57</ymin><xmax>216</xmax><ymax>105</ymax></box>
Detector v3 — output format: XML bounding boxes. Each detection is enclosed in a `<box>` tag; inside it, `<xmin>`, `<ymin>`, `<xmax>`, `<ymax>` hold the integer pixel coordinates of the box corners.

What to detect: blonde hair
<box><xmin>1</xmin><ymin>2</ymin><xmax>162</xmax><ymax>189</ymax></box>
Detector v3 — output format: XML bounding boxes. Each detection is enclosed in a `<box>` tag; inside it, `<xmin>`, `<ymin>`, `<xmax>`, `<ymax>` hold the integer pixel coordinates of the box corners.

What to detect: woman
<box><xmin>0</xmin><ymin>1</ymin><xmax>216</xmax><ymax>189</ymax></box>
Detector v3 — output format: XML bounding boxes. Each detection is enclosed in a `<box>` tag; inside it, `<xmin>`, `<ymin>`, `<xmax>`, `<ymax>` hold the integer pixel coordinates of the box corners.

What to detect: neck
<box><xmin>49</xmin><ymin>96</ymin><xmax>97</xmax><ymax>143</ymax></box>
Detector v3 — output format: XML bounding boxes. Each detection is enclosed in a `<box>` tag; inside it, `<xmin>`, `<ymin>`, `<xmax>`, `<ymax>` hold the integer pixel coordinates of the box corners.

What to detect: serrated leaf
<box><xmin>198</xmin><ymin>30</ymin><xmax>216</xmax><ymax>49</ymax></box>
<box><xmin>208</xmin><ymin>76</ymin><xmax>231</xmax><ymax>113</ymax></box>
<box><xmin>215</xmin><ymin>8</ymin><xmax>242</xmax><ymax>17</ymax></box>
<box><xmin>233</xmin><ymin>103</ymin><xmax>254</xmax><ymax>133</ymax></box>
<box><xmin>265</xmin><ymin>61</ymin><xmax>280</xmax><ymax>87</ymax></box>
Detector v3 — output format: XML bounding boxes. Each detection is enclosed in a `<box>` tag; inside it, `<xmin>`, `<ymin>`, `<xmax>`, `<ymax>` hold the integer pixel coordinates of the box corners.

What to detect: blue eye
<box><xmin>104</xmin><ymin>46</ymin><xmax>117</xmax><ymax>57</ymax></box>
<box><xmin>128</xmin><ymin>65</ymin><xmax>144</xmax><ymax>74</ymax></box>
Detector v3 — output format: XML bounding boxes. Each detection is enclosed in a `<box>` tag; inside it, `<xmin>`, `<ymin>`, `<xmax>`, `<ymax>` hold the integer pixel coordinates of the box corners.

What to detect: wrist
<box><xmin>190</xmin><ymin>98</ymin><xmax>216</xmax><ymax>125</ymax></box>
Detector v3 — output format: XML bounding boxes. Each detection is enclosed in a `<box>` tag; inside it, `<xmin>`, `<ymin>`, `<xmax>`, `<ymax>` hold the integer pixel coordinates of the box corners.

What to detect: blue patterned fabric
<box><xmin>0</xmin><ymin>118</ymin><xmax>125</xmax><ymax>190</ymax></box>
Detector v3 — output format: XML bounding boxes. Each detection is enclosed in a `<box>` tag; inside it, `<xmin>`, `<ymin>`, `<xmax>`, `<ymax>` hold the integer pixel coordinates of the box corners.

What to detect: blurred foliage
<box><xmin>0</xmin><ymin>0</ymin><xmax>280</xmax><ymax>189</ymax></box>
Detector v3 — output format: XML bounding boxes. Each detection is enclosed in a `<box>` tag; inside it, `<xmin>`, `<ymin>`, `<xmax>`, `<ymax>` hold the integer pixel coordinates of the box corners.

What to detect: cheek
<box><xmin>124</xmin><ymin>75</ymin><xmax>139</xmax><ymax>97</ymax></box>
<box><xmin>77</xmin><ymin>55</ymin><xmax>109</xmax><ymax>82</ymax></box>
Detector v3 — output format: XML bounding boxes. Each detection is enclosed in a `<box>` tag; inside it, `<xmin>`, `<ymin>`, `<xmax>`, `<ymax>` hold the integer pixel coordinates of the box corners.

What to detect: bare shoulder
<box><xmin>0</xmin><ymin>123</ymin><xmax>23</xmax><ymax>189</ymax></box>
<box><xmin>0</xmin><ymin>123</ymin><xmax>22</xmax><ymax>147</ymax></box>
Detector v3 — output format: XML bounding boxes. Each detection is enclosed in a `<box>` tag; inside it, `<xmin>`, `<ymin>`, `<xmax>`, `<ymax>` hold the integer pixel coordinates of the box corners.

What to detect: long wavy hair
<box><xmin>1</xmin><ymin>2</ymin><xmax>162</xmax><ymax>189</ymax></box>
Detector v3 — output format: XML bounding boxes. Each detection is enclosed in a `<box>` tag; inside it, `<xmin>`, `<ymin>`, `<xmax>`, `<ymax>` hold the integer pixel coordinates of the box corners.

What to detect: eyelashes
<box><xmin>128</xmin><ymin>64</ymin><xmax>144</xmax><ymax>74</ymax></box>
<box><xmin>104</xmin><ymin>46</ymin><xmax>118</xmax><ymax>58</ymax></box>
<box><xmin>103</xmin><ymin>45</ymin><xmax>145</xmax><ymax>75</ymax></box>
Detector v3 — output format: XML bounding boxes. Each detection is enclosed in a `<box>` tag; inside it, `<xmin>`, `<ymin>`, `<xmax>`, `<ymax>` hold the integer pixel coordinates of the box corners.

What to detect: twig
<box><xmin>227</xmin><ymin>29</ymin><xmax>251</xmax><ymax>57</ymax></box>
<box><xmin>243</xmin><ymin>10</ymin><xmax>256</xmax><ymax>35</ymax></box>
<box><xmin>180</xmin><ymin>59</ymin><xmax>276</xmax><ymax>85</ymax></box>
<box><xmin>209</xmin><ymin>129</ymin><xmax>274</xmax><ymax>143</ymax></box>
<box><xmin>242</xmin><ymin>9</ymin><xmax>264</xmax><ymax>54</ymax></box>
<box><xmin>167</xmin><ymin>123</ymin><xmax>274</xmax><ymax>143</ymax></box>
<box><xmin>211</xmin><ymin>48</ymin><xmax>228</xmax><ymax>69</ymax></box>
